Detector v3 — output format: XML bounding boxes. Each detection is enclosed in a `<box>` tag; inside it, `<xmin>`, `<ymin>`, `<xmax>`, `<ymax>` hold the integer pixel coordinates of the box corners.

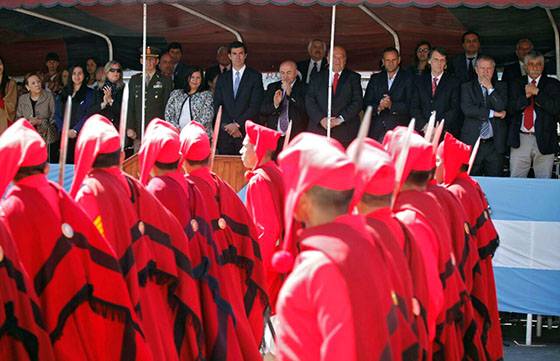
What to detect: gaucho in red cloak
<box><xmin>180</xmin><ymin>121</ymin><xmax>267</xmax><ymax>360</ymax></box>
<box><xmin>273</xmin><ymin>133</ymin><xmax>396</xmax><ymax>361</ymax></box>
<box><xmin>0</xmin><ymin>119</ymin><xmax>150</xmax><ymax>360</ymax></box>
<box><xmin>0</xmin><ymin>216</ymin><xmax>54</xmax><ymax>361</ymax></box>
<box><xmin>384</xmin><ymin>127</ymin><xmax>467</xmax><ymax>361</ymax></box>
<box><xmin>139</xmin><ymin>118</ymin><xmax>239</xmax><ymax>360</ymax></box>
<box><xmin>70</xmin><ymin>115</ymin><xmax>202</xmax><ymax>361</ymax></box>
<box><xmin>437</xmin><ymin>133</ymin><xmax>503</xmax><ymax>361</ymax></box>
<box><xmin>348</xmin><ymin>137</ymin><xmax>427</xmax><ymax>361</ymax></box>
<box><xmin>241</xmin><ymin>121</ymin><xmax>285</xmax><ymax>313</ymax></box>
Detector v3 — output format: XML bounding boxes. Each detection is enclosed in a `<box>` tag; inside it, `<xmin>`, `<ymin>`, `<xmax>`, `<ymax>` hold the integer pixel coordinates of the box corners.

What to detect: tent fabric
<box><xmin>2</xmin><ymin>0</ymin><xmax>560</xmax><ymax>10</ymax></box>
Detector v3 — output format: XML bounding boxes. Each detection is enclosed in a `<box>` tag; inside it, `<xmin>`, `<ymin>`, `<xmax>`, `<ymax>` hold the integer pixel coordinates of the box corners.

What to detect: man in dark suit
<box><xmin>305</xmin><ymin>46</ymin><xmax>363</xmax><ymax>148</ymax></box>
<box><xmin>213</xmin><ymin>41</ymin><xmax>264</xmax><ymax>155</ymax></box>
<box><xmin>261</xmin><ymin>60</ymin><xmax>308</xmax><ymax>142</ymax></box>
<box><xmin>363</xmin><ymin>47</ymin><xmax>413</xmax><ymax>141</ymax></box>
<box><xmin>410</xmin><ymin>47</ymin><xmax>461</xmax><ymax>137</ymax></box>
<box><xmin>205</xmin><ymin>46</ymin><xmax>231</xmax><ymax>90</ymax></box>
<box><xmin>501</xmin><ymin>39</ymin><xmax>534</xmax><ymax>83</ymax></box>
<box><xmin>450</xmin><ymin>31</ymin><xmax>497</xmax><ymax>84</ymax></box>
<box><xmin>460</xmin><ymin>55</ymin><xmax>508</xmax><ymax>176</ymax></box>
<box><xmin>508</xmin><ymin>51</ymin><xmax>560</xmax><ymax>178</ymax></box>
<box><xmin>297</xmin><ymin>39</ymin><xmax>328</xmax><ymax>85</ymax></box>
<box><xmin>167</xmin><ymin>42</ymin><xmax>190</xmax><ymax>90</ymax></box>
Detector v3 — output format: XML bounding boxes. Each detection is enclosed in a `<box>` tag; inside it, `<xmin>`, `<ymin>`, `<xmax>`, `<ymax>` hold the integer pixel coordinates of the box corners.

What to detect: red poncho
<box><xmin>277</xmin><ymin>215</ymin><xmax>394</xmax><ymax>361</ymax></box>
<box><xmin>75</xmin><ymin>168</ymin><xmax>203</xmax><ymax>361</ymax></box>
<box><xmin>146</xmin><ymin>170</ymin><xmax>242</xmax><ymax>360</ymax></box>
<box><xmin>0</xmin><ymin>219</ymin><xmax>55</xmax><ymax>361</ymax></box>
<box><xmin>427</xmin><ymin>183</ymin><xmax>487</xmax><ymax>361</ymax></box>
<box><xmin>1</xmin><ymin>175</ymin><xmax>151</xmax><ymax>361</ymax></box>
<box><xmin>366</xmin><ymin>207</ymin><xmax>431</xmax><ymax>361</ymax></box>
<box><xmin>187</xmin><ymin>167</ymin><xmax>268</xmax><ymax>360</ymax></box>
<box><xmin>447</xmin><ymin>173</ymin><xmax>503</xmax><ymax>361</ymax></box>
<box><xmin>245</xmin><ymin>160</ymin><xmax>286</xmax><ymax>313</ymax></box>
<box><xmin>395</xmin><ymin>190</ymin><xmax>466</xmax><ymax>361</ymax></box>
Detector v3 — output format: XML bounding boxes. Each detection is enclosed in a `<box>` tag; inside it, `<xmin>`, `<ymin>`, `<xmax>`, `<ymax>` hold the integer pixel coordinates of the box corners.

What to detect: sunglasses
<box><xmin>108</xmin><ymin>68</ymin><xmax>122</xmax><ymax>73</ymax></box>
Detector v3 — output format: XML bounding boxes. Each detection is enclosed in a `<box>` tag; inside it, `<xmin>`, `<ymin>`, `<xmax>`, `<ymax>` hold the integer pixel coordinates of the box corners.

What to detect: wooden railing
<box><xmin>122</xmin><ymin>154</ymin><xmax>247</xmax><ymax>193</ymax></box>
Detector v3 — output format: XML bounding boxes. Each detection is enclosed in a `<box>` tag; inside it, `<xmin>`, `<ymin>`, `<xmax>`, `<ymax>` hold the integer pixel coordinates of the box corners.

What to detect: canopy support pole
<box><xmin>14</xmin><ymin>8</ymin><xmax>114</xmax><ymax>60</ymax></box>
<box><xmin>141</xmin><ymin>3</ymin><xmax>147</xmax><ymax>140</ymax></box>
<box><xmin>358</xmin><ymin>5</ymin><xmax>400</xmax><ymax>52</ymax></box>
<box><xmin>326</xmin><ymin>5</ymin><xmax>336</xmax><ymax>139</ymax></box>
<box><xmin>526</xmin><ymin>313</ymin><xmax>533</xmax><ymax>346</ymax></box>
<box><xmin>545</xmin><ymin>9</ymin><xmax>559</xmax><ymax>77</ymax></box>
<box><xmin>171</xmin><ymin>4</ymin><xmax>243</xmax><ymax>42</ymax></box>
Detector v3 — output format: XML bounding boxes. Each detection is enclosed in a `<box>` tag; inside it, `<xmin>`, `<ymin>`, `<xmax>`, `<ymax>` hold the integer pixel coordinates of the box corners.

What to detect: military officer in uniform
<box><xmin>126</xmin><ymin>46</ymin><xmax>173</xmax><ymax>152</ymax></box>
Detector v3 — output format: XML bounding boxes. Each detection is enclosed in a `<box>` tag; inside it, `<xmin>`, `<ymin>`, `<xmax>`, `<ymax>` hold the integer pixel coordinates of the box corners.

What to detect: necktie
<box><xmin>523</xmin><ymin>79</ymin><xmax>537</xmax><ymax>131</ymax></box>
<box><xmin>467</xmin><ymin>57</ymin><xmax>476</xmax><ymax>80</ymax></box>
<box><xmin>333</xmin><ymin>72</ymin><xmax>340</xmax><ymax>95</ymax></box>
<box><xmin>432</xmin><ymin>77</ymin><xmax>438</xmax><ymax>96</ymax></box>
<box><xmin>278</xmin><ymin>92</ymin><xmax>290</xmax><ymax>133</ymax></box>
<box><xmin>145</xmin><ymin>74</ymin><xmax>151</xmax><ymax>86</ymax></box>
<box><xmin>233</xmin><ymin>71</ymin><xmax>241</xmax><ymax>98</ymax></box>
<box><xmin>480</xmin><ymin>86</ymin><xmax>492</xmax><ymax>139</ymax></box>
<box><xmin>313</xmin><ymin>62</ymin><xmax>319</xmax><ymax>73</ymax></box>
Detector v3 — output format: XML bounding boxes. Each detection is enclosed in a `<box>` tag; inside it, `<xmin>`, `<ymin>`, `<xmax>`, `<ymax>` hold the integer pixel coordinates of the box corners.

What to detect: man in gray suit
<box><xmin>460</xmin><ymin>55</ymin><xmax>508</xmax><ymax>176</ymax></box>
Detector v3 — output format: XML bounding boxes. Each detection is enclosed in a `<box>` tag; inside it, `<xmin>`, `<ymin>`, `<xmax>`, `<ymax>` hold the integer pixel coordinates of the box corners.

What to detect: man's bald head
<box><xmin>279</xmin><ymin>60</ymin><xmax>298</xmax><ymax>84</ymax></box>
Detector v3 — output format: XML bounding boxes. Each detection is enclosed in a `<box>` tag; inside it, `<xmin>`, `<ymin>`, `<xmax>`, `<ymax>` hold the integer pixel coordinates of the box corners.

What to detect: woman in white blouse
<box><xmin>165</xmin><ymin>66</ymin><xmax>214</xmax><ymax>137</ymax></box>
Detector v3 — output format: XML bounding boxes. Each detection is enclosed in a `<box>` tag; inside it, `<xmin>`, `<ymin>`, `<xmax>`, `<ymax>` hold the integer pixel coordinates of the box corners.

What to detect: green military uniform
<box><xmin>127</xmin><ymin>71</ymin><xmax>173</xmax><ymax>139</ymax></box>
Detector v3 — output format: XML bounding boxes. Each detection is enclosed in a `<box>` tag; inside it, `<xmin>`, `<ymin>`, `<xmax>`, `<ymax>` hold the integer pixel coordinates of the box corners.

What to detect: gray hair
<box><xmin>475</xmin><ymin>55</ymin><xmax>495</xmax><ymax>68</ymax></box>
<box><xmin>524</xmin><ymin>51</ymin><xmax>544</xmax><ymax>66</ymax></box>
<box><xmin>307</xmin><ymin>39</ymin><xmax>327</xmax><ymax>53</ymax></box>
<box><xmin>517</xmin><ymin>38</ymin><xmax>534</xmax><ymax>49</ymax></box>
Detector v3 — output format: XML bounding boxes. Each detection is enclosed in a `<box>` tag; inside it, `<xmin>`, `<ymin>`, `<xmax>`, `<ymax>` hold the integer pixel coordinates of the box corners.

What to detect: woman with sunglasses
<box><xmin>92</xmin><ymin>60</ymin><xmax>125</xmax><ymax>129</ymax></box>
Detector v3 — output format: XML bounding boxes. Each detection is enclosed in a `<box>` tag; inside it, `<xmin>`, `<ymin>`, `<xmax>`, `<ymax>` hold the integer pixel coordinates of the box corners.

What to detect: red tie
<box><xmin>333</xmin><ymin>73</ymin><xmax>340</xmax><ymax>94</ymax></box>
<box><xmin>523</xmin><ymin>79</ymin><xmax>537</xmax><ymax>130</ymax></box>
<box><xmin>432</xmin><ymin>77</ymin><xmax>438</xmax><ymax>96</ymax></box>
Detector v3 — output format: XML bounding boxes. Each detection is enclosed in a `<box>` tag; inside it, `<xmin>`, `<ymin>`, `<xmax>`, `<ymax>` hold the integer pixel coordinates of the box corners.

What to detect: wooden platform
<box><xmin>122</xmin><ymin>154</ymin><xmax>247</xmax><ymax>193</ymax></box>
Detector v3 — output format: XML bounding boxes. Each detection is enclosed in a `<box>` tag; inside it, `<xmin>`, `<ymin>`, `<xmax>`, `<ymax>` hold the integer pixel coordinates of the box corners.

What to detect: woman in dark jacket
<box><xmin>56</xmin><ymin>64</ymin><xmax>95</xmax><ymax>163</ymax></box>
<box><xmin>91</xmin><ymin>60</ymin><xmax>124</xmax><ymax>129</ymax></box>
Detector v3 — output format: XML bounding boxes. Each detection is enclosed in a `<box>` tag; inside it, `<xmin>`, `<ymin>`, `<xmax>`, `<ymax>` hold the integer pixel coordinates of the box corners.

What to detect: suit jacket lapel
<box><xmin>381</xmin><ymin>71</ymin><xmax>389</xmax><ymax>95</ymax></box>
<box><xmin>334</xmin><ymin>69</ymin><xmax>349</xmax><ymax>98</ymax></box>
<box><xmin>388</xmin><ymin>69</ymin><xmax>403</xmax><ymax>95</ymax></box>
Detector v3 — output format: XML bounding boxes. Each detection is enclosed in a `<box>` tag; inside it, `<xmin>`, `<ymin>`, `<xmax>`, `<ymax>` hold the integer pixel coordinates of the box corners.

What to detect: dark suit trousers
<box><xmin>471</xmin><ymin>139</ymin><xmax>504</xmax><ymax>177</ymax></box>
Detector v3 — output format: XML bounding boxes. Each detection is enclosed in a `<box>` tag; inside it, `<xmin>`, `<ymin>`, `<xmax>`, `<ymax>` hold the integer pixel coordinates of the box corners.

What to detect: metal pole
<box><xmin>14</xmin><ymin>9</ymin><xmax>114</xmax><ymax>60</ymax></box>
<box><xmin>544</xmin><ymin>9</ymin><xmax>560</xmax><ymax>78</ymax></box>
<box><xmin>326</xmin><ymin>5</ymin><xmax>336</xmax><ymax>139</ymax></box>
<box><xmin>171</xmin><ymin>4</ymin><xmax>243</xmax><ymax>42</ymax></box>
<box><xmin>536</xmin><ymin>315</ymin><xmax>543</xmax><ymax>338</ymax></box>
<box><xmin>358</xmin><ymin>5</ymin><xmax>400</xmax><ymax>52</ymax></box>
<box><xmin>545</xmin><ymin>9</ymin><xmax>560</xmax><ymax>77</ymax></box>
<box><xmin>526</xmin><ymin>313</ymin><xmax>533</xmax><ymax>346</ymax></box>
<box><xmin>141</xmin><ymin>3</ymin><xmax>147</xmax><ymax>140</ymax></box>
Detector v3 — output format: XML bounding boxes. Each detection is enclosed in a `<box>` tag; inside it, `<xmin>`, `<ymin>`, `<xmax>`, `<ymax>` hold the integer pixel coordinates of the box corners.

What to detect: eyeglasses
<box><xmin>108</xmin><ymin>68</ymin><xmax>122</xmax><ymax>73</ymax></box>
<box><xmin>417</xmin><ymin>48</ymin><xmax>430</xmax><ymax>53</ymax></box>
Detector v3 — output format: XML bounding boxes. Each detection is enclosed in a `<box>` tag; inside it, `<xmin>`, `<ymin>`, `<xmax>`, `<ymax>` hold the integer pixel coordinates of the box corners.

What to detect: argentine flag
<box><xmin>477</xmin><ymin>177</ymin><xmax>560</xmax><ymax>316</ymax></box>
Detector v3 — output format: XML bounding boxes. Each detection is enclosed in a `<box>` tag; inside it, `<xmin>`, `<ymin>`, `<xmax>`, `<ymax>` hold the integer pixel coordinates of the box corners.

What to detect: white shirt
<box><xmin>519</xmin><ymin>60</ymin><xmax>527</xmax><ymax>77</ymax></box>
<box><xmin>466</xmin><ymin>53</ymin><xmax>478</xmax><ymax>68</ymax></box>
<box><xmin>387</xmin><ymin>69</ymin><xmax>399</xmax><ymax>90</ymax></box>
<box><xmin>306</xmin><ymin>59</ymin><xmax>323</xmax><ymax>84</ymax></box>
<box><xmin>521</xmin><ymin>75</ymin><xmax>541</xmax><ymax>133</ymax></box>
<box><xmin>179</xmin><ymin>96</ymin><xmax>192</xmax><ymax>129</ymax></box>
<box><xmin>431</xmin><ymin>72</ymin><xmax>443</xmax><ymax>87</ymax></box>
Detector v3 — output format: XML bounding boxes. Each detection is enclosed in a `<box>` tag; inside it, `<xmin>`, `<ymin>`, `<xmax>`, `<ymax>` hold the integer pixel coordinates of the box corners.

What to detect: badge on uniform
<box><xmin>154</xmin><ymin>82</ymin><xmax>163</xmax><ymax>89</ymax></box>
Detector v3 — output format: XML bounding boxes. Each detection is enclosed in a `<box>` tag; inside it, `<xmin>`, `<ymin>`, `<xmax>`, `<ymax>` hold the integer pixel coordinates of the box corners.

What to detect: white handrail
<box><xmin>358</xmin><ymin>5</ymin><xmax>400</xmax><ymax>52</ymax></box>
<box><xmin>14</xmin><ymin>8</ymin><xmax>113</xmax><ymax>60</ymax></box>
<box><xmin>170</xmin><ymin>4</ymin><xmax>243</xmax><ymax>42</ymax></box>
